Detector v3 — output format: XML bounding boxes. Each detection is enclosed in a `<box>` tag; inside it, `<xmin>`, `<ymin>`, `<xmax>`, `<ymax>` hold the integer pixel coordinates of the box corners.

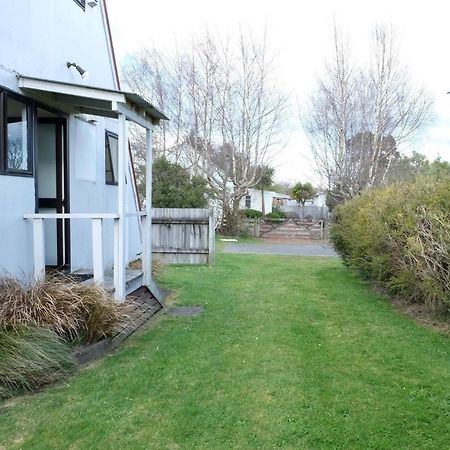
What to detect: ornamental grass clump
<box><xmin>0</xmin><ymin>274</ymin><xmax>127</xmax><ymax>344</ymax></box>
<box><xmin>0</xmin><ymin>326</ymin><xmax>74</xmax><ymax>399</ymax></box>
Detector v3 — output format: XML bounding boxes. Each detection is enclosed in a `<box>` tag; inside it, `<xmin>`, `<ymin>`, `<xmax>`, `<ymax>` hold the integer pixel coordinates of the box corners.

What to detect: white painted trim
<box><xmin>24</xmin><ymin>213</ymin><xmax>119</xmax><ymax>220</ymax></box>
<box><xmin>32</xmin><ymin>219</ymin><xmax>45</xmax><ymax>281</ymax></box>
<box><xmin>91</xmin><ymin>218</ymin><xmax>104</xmax><ymax>284</ymax></box>
<box><xmin>126</xmin><ymin>211</ymin><xmax>147</xmax><ymax>217</ymax></box>
<box><xmin>114</xmin><ymin>103</ymin><xmax>153</xmax><ymax>130</ymax></box>
<box><xmin>113</xmin><ymin>218</ymin><xmax>120</xmax><ymax>297</ymax></box>
<box><xmin>142</xmin><ymin>127</ymin><xmax>153</xmax><ymax>287</ymax></box>
<box><xmin>18</xmin><ymin>77</ymin><xmax>125</xmax><ymax>103</ymax></box>
<box><xmin>115</xmin><ymin>113</ymin><xmax>127</xmax><ymax>301</ymax></box>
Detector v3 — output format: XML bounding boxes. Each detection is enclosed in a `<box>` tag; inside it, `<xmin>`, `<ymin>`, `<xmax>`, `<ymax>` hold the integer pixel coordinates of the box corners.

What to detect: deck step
<box><xmin>74</xmin><ymin>268</ymin><xmax>144</xmax><ymax>296</ymax></box>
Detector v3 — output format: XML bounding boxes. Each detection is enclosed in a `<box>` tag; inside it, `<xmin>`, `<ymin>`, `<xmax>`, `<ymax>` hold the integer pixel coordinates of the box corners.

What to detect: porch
<box><xmin>20</xmin><ymin>75</ymin><xmax>168</xmax><ymax>301</ymax></box>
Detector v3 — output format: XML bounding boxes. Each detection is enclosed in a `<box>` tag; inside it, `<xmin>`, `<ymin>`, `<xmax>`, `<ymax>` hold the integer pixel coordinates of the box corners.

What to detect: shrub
<box><xmin>0</xmin><ymin>326</ymin><xmax>74</xmax><ymax>399</ymax></box>
<box><xmin>265</xmin><ymin>209</ymin><xmax>287</xmax><ymax>220</ymax></box>
<box><xmin>241</xmin><ymin>209</ymin><xmax>262</xmax><ymax>219</ymax></box>
<box><xmin>0</xmin><ymin>275</ymin><xmax>126</xmax><ymax>344</ymax></box>
<box><xmin>331</xmin><ymin>176</ymin><xmax>450</xmax><ymax>311</ymax></box>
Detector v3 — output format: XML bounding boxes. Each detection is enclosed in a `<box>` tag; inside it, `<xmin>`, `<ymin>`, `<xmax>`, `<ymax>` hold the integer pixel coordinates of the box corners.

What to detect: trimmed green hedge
<box><xmin>331</xmin><ymin>176</ymin><xmax>450</xmax><ymax>311</ymax></box>
<box><xmin>241</xmin><ymin>209</ymin><xmax>263</xmax><ymax>219</ymax></box>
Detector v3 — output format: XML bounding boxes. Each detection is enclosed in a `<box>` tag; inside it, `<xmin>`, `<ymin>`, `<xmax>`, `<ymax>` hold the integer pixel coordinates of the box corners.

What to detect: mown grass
<box><xmin>0</xmin><ymin>254</ymin><xmax>449</xmax><ymax>449</ymax></box>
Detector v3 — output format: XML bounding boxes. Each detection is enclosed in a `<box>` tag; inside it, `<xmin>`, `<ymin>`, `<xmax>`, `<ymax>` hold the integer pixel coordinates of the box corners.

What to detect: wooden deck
<box><xmin>73</xmin><ymin>286</ymin><xmax>163</xmax><ymax>364</ymax></box>
<box><xmin>111</xmin><ymin>286</ymin><xmax>163</xmax><ymax>348</ymax></box>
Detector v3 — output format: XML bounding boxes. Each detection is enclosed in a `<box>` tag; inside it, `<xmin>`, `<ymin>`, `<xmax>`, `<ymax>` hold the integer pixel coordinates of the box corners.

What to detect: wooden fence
<box><xmin>152</xmin><ymin>208</ymin><xmax>215</xmax><ymax>265</ymax></box>
<box><xmin>280</xmin><ymin>204</ymin><xmax>329</xmax><ymax>220</ymax></box>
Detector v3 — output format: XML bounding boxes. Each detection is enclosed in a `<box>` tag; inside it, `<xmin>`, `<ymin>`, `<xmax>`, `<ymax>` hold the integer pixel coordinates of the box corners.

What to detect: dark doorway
<box><xmin>36</xmin><ymin>109</ymin><xmax>70</xmax><ymax>269</ymax></box>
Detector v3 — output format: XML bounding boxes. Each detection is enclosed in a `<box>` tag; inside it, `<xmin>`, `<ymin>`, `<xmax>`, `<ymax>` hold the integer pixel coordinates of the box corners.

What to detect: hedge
<box><xmin>331</xmin><ymin>175</ymin><xmax>450</xmax><ymax>312</ymax></box>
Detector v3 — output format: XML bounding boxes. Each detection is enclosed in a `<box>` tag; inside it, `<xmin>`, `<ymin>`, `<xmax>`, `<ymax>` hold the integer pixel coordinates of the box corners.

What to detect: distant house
<box><xmin>240</xmin><ymin>188</ymin><xmax>290</xmax><ymax>214</ymax></box>
<box><xmin>0</xmin><ymin>0</ymin><xmax>167</xmax><ymax>301</ymax></box>
<box><xmin>305</xmin><ymin>192</ymin><xmax>327</xmax><ymax>207</ymax></box>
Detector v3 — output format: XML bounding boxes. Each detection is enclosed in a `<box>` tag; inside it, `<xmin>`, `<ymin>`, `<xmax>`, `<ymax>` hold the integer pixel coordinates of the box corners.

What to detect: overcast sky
<box><xmin>107</xmin><ymin>0</ymin><xmax>450</xmax><ymax>185</ymax></box>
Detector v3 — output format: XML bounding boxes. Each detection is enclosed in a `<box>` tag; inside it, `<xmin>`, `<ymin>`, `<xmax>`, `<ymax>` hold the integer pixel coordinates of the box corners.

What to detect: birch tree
<box><xmin>303</xmin><ymin>25</ymin><xmax>432</xmax><ymax>205</ymax></box>
<box><xmin>123</xmin><ymin>30</ymin><xmax>287</xmax><ymax>234</ymax></box>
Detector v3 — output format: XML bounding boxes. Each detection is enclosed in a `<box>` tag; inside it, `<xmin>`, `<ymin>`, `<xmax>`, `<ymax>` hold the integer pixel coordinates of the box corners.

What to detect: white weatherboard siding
<box><xmin>0</xmin><ymin>1</ymin><xmax>142</xmax><ymax>281</ymax></box>
<box><xmin>240</xmin><ymin>189</ymin><xmax>289</xmax><ymax>213</ymax></box>
<box><xmin>0</xmin><ymin>1</ymin><xmax>116</xmax><ymax>90</ymax></box>
<box><xmin>0</xmin><ymin>176</ymin><xmax>35</xmax><ymax>276</ymax></box>
<box><xmin>69</xmin><ymin>117</ymin><xmax>142</xmax><ymax>272</ymax></box>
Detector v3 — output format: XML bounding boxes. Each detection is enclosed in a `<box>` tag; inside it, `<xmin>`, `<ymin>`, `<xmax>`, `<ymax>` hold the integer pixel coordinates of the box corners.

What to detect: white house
<box><xmin>304</xmin><ymin>192</ymin><xmax>327</xmax><ymax>207</ymax></box>
<box><xmin>240</xmin><ymin>188</ymin><xmax>290</xmax><ymax>214</ymax></box>
<box><xmin>0</xmin><ymin>0</ymin><xmax>167</xmax><ymax>301</ymax></box>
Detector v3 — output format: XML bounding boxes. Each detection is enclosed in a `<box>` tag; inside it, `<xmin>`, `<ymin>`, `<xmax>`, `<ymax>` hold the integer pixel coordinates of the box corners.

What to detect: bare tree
<box><xmin>303</xmin><ymin>25</ymin><xmax>432</xmax><ymax>205</ymax></box>
<box><xmin>123</xmin><ymin>29</ymin><xmax>288</xmax><ymax>234</ymax></box>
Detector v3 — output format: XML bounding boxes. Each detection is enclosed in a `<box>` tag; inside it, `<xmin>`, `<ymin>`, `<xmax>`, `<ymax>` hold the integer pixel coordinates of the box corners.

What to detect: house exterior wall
<box><xmin>68</xmin><ymin>117</ymin><xmax>142</xmax><ymax>272</ymax></box>
<box><xmin>0</xmin><ymin>0</ymin><xmax>117</xmax><ymax>90</ymax></box>
<box><xmin>239</xmin><ymin>189</ymin><xmax>289</xmax><ymax>214</ymax></box>
<box><xmin>304</xmin><ymin>192</ymin><xmax>327</xmax><ymax>207</ymax></box>
<box><xmin>0</xmin><ymin>1</ymin><xmax>142</xmax><ymax>278</ymax></box>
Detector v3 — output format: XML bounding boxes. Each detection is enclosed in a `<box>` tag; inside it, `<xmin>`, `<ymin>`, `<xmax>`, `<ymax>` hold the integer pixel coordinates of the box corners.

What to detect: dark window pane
<box><xmin>105</xmin><ymin>132</ymin><xmax>118</xmax><ymax>184</ymax></box>
<box><xmin>6</xmin><ymin>98</ymin><xmax>29</xmax><ymax>171</ymax></box>
<box><xmin>245</xmin><ymin>195</ymin><xmax>251</xmax><ymax>208</ymax></box>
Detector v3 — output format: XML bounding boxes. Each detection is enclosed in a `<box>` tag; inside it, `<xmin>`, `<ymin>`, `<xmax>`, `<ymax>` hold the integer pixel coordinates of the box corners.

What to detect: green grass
<box><xmin>1</xmin><ymin>254</ymin><xmax>450</xmax><ymax>449</ymax></box>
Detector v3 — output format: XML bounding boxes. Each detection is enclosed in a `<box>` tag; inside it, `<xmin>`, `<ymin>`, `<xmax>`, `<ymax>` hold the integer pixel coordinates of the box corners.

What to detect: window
<box><xmin>0</xmin><ymin>92</ymin><xmax>32</xmax><ymax>175</ymax></box>
<box><xmin>74</xmin><ymin>0</ymin><xmax>86</xmax><ymax>10</ymax></box>
<box><xmin>105</xmin><ymin>131</ymin><xmax>118</xmax><ymax>185</ymax></box>
<box><xmin>245</xmin><ymin>195</ymin><xmax>251</xmax><ymax>209</ymax></box>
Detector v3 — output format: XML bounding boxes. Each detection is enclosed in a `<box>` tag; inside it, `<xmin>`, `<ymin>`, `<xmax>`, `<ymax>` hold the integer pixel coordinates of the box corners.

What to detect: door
<box><xmin>36</xmin><ymin>112</ymin><xmax>70</xmax><ymax>268</ymax></box>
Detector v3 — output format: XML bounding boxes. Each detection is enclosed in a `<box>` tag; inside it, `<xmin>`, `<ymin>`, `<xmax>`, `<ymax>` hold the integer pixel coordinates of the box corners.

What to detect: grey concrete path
<box><xmin>223</xmin><ymin>239</ymin><xmax>338</xmax><ymax>257</ymax></box>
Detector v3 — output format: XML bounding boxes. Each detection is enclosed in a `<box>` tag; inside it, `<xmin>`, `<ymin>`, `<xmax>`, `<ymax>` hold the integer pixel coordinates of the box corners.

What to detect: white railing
<box><xmin>24</xmin><ymin>212</ymin><xmax>151</xmax><ymax>300</ymax></box>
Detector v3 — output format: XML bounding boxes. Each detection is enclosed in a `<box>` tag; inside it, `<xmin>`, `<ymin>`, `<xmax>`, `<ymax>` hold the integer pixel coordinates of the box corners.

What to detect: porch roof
<box><xmin>17</xmin><ymin>75</ymin><xmax>168</xmax><ymax>128</ymax></box>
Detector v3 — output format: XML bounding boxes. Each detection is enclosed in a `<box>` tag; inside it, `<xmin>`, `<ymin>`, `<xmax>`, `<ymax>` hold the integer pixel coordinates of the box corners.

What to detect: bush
<box><xmin>0</xmin><ymin>275</ymin><xmax>126</xmax><ymax>344</ymax></box>
<box><xmin>331</xmin><ymin>176</ymin><xmax>450</xmax><ymax>311</ymax></box>
<box><xmin>265</xmin><ymin>209</ymin><xmax>287</xmax><ymax>220</ymax></box>
<box><xmin>0</xmin><ymin>326</ymin><xmax>74</xmax><ymax>399</ymax></box>
<box><xmin>241</xmin><ymin>209</ymin><xmax>262</xmax><ymax>219</ymax></box>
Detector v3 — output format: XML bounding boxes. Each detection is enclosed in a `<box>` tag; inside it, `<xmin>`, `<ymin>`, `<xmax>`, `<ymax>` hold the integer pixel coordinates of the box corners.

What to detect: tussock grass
<box><xmin>0</xmin><ymin>274</ymin><xmax>126</xmax><ymax>344</ymax></box>
<box><xmin>0</xmin><ymin>326</ymin><xmax>74</xmax><ymax>399</ymax></box>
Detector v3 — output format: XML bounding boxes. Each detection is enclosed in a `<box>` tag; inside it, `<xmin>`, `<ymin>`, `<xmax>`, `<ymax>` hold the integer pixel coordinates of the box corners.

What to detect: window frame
<box><xmin>245</xmin><ymin>195</ymin><xmax>251</xmax><ymax>209</ymax></box>
<box><xmin>0</xmin><ymin>90</ymin><xmax>34</xmax><ymax>177</ymax></box>
<box><xmin>105</xmin><ymin>130</ymin><xmax>118</xmax><ymax>186</ymax></box>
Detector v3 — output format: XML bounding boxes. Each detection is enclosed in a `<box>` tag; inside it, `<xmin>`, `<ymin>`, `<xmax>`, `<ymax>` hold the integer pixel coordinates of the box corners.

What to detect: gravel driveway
<box><xmin>222</xmin><ymin>238</ymin><xmax>338</xmax><ymax>257</ymax></box>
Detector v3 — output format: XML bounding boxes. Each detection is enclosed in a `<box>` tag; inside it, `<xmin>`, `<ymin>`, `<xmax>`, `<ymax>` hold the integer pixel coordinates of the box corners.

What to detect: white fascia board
<box><xmin>114</xmin><ymin>102</ymin><xmax>153</xmax><ymax>130</ymax></box>
<box><xmin>18</xmin><ymin>77</ymin><xmax>125</xmax><ymax>104</ymax></box>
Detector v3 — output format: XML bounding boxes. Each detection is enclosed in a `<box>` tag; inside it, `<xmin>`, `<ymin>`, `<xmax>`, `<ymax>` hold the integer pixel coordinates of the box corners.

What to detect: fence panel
<box><xmin>280</xmin><ymin>204</ymin><xmax>329</xmax><ymax>220</ymax></box>
<box><xmin>152</xmin><ymin>208</ymin><xmax>215</xmax><ymax>265</ymax></box>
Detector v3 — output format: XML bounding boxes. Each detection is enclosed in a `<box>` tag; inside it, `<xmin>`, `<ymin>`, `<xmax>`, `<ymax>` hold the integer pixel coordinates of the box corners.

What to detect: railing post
<box><xmin>143</xmin><ymin>126</ymin><xmax>153</xmax><ymax>287</ymax></box>
<box><xmin>142</xmin><ymin>215</ymin><xmax>151</xmax><ymax>286</ymax></box>
<box><xmin>32</xmin><ymin>218</ymin><xmax>45</xmax><ymax>281</ymax></box>
<box><xmin>115</xmin><ymin>113</ymin><xmax>127</xmax><ymax>301</ymax></box>
<box><xmin>91</xmin><ymin>218</ymin><xmax>104</xmax><ymax>284</ymax></box>
<box><xmin>113</xmin><ymin>218</ymin><xmax>120</xmax><ymax>299</ymax></box>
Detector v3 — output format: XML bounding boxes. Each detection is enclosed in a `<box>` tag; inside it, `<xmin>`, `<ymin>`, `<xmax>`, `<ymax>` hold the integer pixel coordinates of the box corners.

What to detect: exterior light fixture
<box><xmin>67</xmin><ymin>62</ymin><xmax>89</xmax><ymax>80</ymax></box>
<box><xmin>87</xmin><ymin>0</ymin><xmax>98</xmax><ymax>6</ymax></box>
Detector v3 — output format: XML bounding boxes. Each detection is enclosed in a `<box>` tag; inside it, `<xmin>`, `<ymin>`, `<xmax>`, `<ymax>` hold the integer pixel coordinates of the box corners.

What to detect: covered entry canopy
<box><xmin>19</xmin><ymin>74</ymin><xmax>166</xmax><ymax>301</ymax></box>
<box><xmin>18</xmin><ymin>75</ymin><xmax>168</xmax><ymax>129</ymax></box>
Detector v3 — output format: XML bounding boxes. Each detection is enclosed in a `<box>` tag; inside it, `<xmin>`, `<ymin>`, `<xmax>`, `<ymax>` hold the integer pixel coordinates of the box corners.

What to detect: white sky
<box><xmin>107</xmin><ymin>0</ymin><xmax>450</xmax><ymax>185</ymax></box>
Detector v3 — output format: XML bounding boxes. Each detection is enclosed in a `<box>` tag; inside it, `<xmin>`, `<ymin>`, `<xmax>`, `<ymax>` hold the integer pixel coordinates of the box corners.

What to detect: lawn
<box><xmin>1</xmin><ymin>254</ymin><xmax>450</xmax><ymax>449</ymax></box>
